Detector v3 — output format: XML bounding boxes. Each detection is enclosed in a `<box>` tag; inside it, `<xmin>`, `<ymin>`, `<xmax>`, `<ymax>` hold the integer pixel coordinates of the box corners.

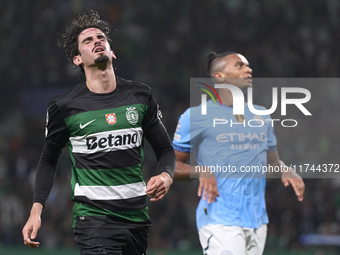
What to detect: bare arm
<box><xmin>267</xmin><ymin>150</ymin><xmax>305</xmax><ymax>201</ymax></box>
<box><xmin>173</xmin><ymin>150</ymin><xmax>194</xmax><ymax>181</ymax></box>
<box><xmin>174</xmin><ymin>150</ymin><xmax>220</xmax><ymax>203</ymax></box>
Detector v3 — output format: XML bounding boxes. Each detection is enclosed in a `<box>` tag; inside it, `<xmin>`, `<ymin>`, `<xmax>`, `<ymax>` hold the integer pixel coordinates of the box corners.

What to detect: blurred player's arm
<box><xmin>267</xmin><ymin>150</ymin><xmax>305</xmax><ymax>202</ymax></box>
<box><xmin>174</xmin><ymin>150</ymin><xmax>220</xmax><ymax>204</ymax></box>
<box><xmin>173</xmin><ymin>150</ymin><xmax>194</xmax><ymax>180</ymax></box>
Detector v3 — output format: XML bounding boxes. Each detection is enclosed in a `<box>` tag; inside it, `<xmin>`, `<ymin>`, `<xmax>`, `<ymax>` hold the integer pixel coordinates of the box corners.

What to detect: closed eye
<box><xmin>82</xmin><ymin>36</ymin><xmax>92</xmax><ymax>44</ymax></box>
<box><xmin>97</xmin><ymin>35</ymin><xmax>106</xmax><ymax>41</ymax></box>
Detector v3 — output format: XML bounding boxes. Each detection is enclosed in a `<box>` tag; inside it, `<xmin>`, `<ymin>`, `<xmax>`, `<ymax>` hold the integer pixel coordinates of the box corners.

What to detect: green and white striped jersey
<box><xmin>44</xmin><ymin>77</ymin><xmax>161</xmax><ymax>228</ymax></box>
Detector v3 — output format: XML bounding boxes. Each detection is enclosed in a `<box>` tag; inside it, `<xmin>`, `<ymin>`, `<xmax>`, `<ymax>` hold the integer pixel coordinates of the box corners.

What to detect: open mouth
<box><xmin>93</xmin><ymin>46</ymin><xmax>105</xmax><ymax>53</ymax></box>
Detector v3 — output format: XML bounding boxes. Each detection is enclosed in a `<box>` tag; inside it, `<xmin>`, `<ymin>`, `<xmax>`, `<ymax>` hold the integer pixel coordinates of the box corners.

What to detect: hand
<box><xmin>198</xmin><ymin>171</ymin><xmax>220</xmax><ymax>203</ymax></box>
<box><xmin>282</xmin><ymin>169</ymin><xmax>305</xmax><ymax>202</ymax></box>
<box><xmin>22</xmin><ymin>203</ymin><xmax>43</xmax><ymax>248</ymax></box>
<box><xmin>146</xmin><ymin>172</ymin><xmax>173</xmax><ymax>202</ymax></box>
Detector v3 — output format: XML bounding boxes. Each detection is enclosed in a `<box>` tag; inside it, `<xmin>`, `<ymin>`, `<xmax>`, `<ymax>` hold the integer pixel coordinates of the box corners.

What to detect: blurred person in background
<box><xmin>172</xmin><ymin>51</ymin><xmax>305</xmax><ymax>255</ymax></box>
<box><xmin>22</xmin><ymin>9</ymin><xmax>175</xmax><ymax>255</ymax></box>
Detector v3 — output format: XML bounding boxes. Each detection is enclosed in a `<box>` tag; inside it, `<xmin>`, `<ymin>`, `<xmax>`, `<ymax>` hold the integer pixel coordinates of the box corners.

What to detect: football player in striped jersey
<box><xmin>22</xmin><ymin>10</ymin><xmax>175</xmax><ymax>255</ymax></box>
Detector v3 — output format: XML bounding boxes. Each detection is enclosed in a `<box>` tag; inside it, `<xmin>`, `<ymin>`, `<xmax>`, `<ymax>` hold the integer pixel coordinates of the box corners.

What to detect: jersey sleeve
<box><xmin>172</xmin><ymin>108</ymin><xmax>191</xmax><ymax>153</ymax></box>
<box><xmin>45</xmin><ymin>99</ymin><xmax>70</xmax><ymax>145</ymax></box>
<box><xmin>33</xmin><ymin>99</ymin><xmax>69</xmax><ymax>207</ymax></box>
<box><xmin>144</xmin><ymin>121</ymin><xmax>175</xmax><ymax>178</ymax></box>
<box><xmin>142</xmin><ymin>88</ymin><xmax>162</xmax><ymax>129</ymax></box>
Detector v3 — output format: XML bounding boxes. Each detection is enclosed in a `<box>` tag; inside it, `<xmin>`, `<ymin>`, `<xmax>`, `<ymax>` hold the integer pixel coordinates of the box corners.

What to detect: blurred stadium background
<box><xmin>1</xmin><ymin>0</ymin><xmax>340</xmax><ymax>254</ymax></box>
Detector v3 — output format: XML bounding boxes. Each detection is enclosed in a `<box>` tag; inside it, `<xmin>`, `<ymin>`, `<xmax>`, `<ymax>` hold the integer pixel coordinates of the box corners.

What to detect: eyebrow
<box><xmin>81</xmin><ymin>36</ymin><xmax>93</xmax><ymax>44</ymax></box>
<box><xmin>80</xmin><ymin>34</ymin><xmax>106</xmax><ymax>44</ymax></box>
<box><xmin>235</xmin><ymin>61</ymin><xmax>248</xmax><ymax>66</ymax></box>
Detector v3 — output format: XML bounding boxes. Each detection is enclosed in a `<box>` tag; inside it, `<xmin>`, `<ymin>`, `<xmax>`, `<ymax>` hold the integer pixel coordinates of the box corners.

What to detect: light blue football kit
<box><xmin>172</xmin><ymin>100</ymin><xmax>277</xmax><ymax>231</ymax></box>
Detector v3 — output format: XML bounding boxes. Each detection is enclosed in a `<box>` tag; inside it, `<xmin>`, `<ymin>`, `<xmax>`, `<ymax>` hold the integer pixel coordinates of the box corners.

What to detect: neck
<box><xmin>218</xmin><ymin>88</ymin><xmax>234</xmax><ymax>106</ymax></box>
<box><xmin>85</xmin><ymin>65</ymin><xmax>116</xmax><ymax>93</ymax></box>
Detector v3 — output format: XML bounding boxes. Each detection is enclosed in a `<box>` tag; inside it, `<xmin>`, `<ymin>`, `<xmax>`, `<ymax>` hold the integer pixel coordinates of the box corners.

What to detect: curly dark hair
<box><xmin>58</xmin><ymin>9</ymin><xmax>112</xmax><ymax>73</ymax></box>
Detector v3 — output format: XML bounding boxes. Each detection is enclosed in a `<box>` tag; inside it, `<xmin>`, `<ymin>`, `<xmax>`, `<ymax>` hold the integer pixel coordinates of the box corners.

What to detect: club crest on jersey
<box><xmin>105</xmin><ymin>113</ymin><xmax>117</xmax><ymax>125</ymax></box>
<box><xmin>126</xmin><ymin>107</ymin><xmax>139</xmax><ymax>125</ymax></box>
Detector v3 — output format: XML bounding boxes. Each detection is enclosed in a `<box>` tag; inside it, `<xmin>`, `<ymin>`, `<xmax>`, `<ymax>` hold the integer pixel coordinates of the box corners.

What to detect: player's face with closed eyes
<box><xmin>73</xmin><ymin>28</ymin><xmax>116</xmax><ymax>68</ymax></box>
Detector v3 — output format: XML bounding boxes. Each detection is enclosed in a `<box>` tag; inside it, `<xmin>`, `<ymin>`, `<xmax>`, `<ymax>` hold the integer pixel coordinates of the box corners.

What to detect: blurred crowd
<box><xmin>1</xmin><ymin>0</ymin><xmax>340</xmax><ymax>252</ymax></box>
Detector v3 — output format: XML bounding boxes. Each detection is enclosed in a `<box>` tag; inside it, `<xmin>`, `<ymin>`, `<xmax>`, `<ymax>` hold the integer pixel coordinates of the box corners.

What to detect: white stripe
<box><xmin>201</xmin><ymin>94</ymin><xmax>207</xmax><ymax>115</ymax></box>
<box><xmin>74</xmin><ymin>182</ymin><xmax>146</xmax><ymax>200</ymax></box>
<box><xmin>70</xmin><ymin>127</ymin><xmax>143</xmax><ymax>154</ymax></box>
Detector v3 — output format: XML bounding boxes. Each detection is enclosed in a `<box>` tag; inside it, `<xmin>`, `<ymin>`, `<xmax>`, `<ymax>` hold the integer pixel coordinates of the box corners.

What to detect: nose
<box><xmin>94</xmin><ymin>40</ymin><xmax>101</xmax><ymax>46</ymax></box>
<box><xmin>246</xmin><ymin>66</ymin><xmax>253</xmax><ymax>76</ymax></box>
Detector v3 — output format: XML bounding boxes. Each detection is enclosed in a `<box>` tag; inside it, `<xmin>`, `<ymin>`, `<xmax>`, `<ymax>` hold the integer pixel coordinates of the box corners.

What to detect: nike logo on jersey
<box><xmin>80</xmin><ymin>119</ymin><xmax>96</xmax><ymax>129</ymax></box>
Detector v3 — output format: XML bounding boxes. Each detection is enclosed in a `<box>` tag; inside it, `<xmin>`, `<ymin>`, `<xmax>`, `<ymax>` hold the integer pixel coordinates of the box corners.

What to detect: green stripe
<box><xmin>199</xmin><ymin>87</ymin><xmax>217</xmax><ymax>105</ymax></box>
<box><xmin>75</xmin><ymin>165</ymin><xmax>144</xmax><ymax>186</ymax></box>
<box><xmin>64</xmin><ymin>104</ymin><xmax>147</xmax><ymax>136</ymax></box>
<box><xmin>72</xmin><ymin>202</ymin><xmax>149</xmax><ymax>228</ymax></box>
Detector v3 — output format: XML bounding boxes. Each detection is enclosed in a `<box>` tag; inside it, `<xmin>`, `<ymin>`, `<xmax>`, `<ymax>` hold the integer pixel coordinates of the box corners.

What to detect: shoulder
<box><xmin>181</xmin><ymin>104</ymin><xmax>203</xmax><ymax>118</ymax></box>
<box><xmin>178</xmin><ymin>106</ymin><xmax>197</xmax><ymax>121</ymax></box>
<box><xmin>176</xmin><ymin>105</ymin><xmax>205</xmax><ymax>127</ymax></box>
<box><xmin>53</xmin><ymin>81</ymin><xmax>87</xmax><ymax>106</ymax></box>
<box><xmin>117</xmin><ymin>76</ymin><xmax>153</xmax><ymax>95</ymax></box>
<box><xmin>181</xmin><ymin>108</ymin><xmax>191</xmax><ymax>119</ymax></box>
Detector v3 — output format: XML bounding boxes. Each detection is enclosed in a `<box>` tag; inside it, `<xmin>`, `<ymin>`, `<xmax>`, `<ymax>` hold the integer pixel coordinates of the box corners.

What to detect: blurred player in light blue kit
<box><xmin>172</xmin><ymin>51</ymin><xmax>305</xmax><ymax>255</ymax></box>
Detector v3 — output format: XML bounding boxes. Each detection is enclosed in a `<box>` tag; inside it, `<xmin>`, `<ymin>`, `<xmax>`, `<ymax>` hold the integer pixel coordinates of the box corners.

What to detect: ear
<box><xmin>213</xmin><ymin>72</ymin><xmax>224</xmax><ymax>82</ymax></box>
<box><xmin>112</xmin><ymin>51</ymin><xmax>117</xmax><ymax>59</ymax></box>
<box><xmin>73</xmin><ymin>55</ymin><xmax>82</xmax><ymax>66</ymax></box>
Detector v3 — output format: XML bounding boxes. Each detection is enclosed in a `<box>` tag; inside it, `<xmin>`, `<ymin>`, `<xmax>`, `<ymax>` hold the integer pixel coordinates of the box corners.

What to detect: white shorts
<box><xmin>198</xmin><ymin>224</ymin><xmax>267</xmax><ymax>255</ymax></box>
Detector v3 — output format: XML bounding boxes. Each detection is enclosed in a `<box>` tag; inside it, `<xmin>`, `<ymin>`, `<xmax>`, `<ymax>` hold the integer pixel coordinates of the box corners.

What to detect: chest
<box><xmin>202</xmin><ymin>110</ymin><xmax>271</xmax><ymax>145</ymax></box>
<box><xmin>64</xmin><ymin>103</ymin><xmax>147</xmax><ymax>137</ymax></box>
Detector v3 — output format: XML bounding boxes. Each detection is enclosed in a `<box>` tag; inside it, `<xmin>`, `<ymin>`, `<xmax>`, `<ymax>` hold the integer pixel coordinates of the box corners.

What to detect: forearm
<box><xmin>33</xmin><ymin>142</ymin><xmax>62</xmax><ymax>207</ymax></box>
<box><xmin>157</xmin><ymin>147</ymin><xmax>176</xmax><ymax>178</ymax></box>
<box><xmin>173</xmin><ymin>149</ymin><xmax>203</xmax><ymax>181</ymax></box>
<box><xmin>174</xmin><ymin>161</ymin><xmax>200</xmax><ymax>181</ymax></box>
<box><xmin>145</xmin><ymin>121</ymin><xmax>176</xmax><ymax>178</ymax></box>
